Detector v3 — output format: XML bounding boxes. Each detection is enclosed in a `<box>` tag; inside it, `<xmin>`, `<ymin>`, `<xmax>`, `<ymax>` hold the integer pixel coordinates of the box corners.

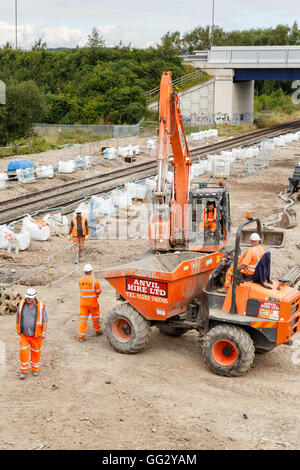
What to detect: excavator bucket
<box><xmin>278</xmin><ymin>209</ymin><xmax>298</xmax><ymax>229</ymax></box>
<box><xmin>240</xmin><ymin>228</ymin><xmax>284</xmax><ymax>248</ymax></box>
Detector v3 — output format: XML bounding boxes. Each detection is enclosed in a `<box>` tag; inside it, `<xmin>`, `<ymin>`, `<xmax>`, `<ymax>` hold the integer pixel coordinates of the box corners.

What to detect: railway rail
<box><xmin>1</xmin><ymin>119</ymin><xmax>300</xmax><ymax>225</ymax></box>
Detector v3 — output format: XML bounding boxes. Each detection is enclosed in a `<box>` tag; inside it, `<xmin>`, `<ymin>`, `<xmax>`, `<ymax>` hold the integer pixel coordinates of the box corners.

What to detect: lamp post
<box><xmin>15</xmin><ymin>0</ymin><xmax>18</xmax><ymax>49</ymax></box>
<box><xmin>211</xmin><ymin>0</ymin><xmax>215</xmax><ymax>47</ymax></box>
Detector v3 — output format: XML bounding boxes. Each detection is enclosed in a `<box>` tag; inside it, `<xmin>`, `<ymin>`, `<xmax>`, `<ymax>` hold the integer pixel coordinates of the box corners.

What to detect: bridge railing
<box><xmin>146</xmin><ymin>69</ymin><xmax>206</xmax><ymax>102</ymax></box>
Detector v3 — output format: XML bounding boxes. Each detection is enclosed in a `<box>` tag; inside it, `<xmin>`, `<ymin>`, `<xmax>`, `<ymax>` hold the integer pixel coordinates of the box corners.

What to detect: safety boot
<box><xmin>78</xmin><ymin>337</ymin><xmax>86</xmax><ymax>343</ymax></box>
<box><xmin>96</xmin><ymin>331</ymin><xmax>103</xmax><ymax>336</ymax></box>
<box><xmin>33</xmin><ymin>371</ymin><xmax>40</xmax><ymax>377</ymax></box>
<box><xmin>75</xmin><ymin>253</ymin><xmax>79</xmax><ymax>264</ymax></box>
<box><xmin>19</xmin><ymin>373</ymin><xmax>27</xmax><ymax>380</ymax></box>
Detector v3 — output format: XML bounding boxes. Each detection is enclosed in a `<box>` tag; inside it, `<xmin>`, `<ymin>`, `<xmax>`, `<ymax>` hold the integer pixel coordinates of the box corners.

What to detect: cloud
<box><xmin>0</xmin><ymin>0</ymin><xmax>299</xmax><ymax>49</ymax></box>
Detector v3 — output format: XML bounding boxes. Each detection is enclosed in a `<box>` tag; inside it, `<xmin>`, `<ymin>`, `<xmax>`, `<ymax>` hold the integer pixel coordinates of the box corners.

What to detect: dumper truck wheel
<box><xmin>157</xmin><ymin>322</ymin><xmax>186</xmax><ymax>337</ymax></box>
<box><xmin>202</xmin><ymin>325</ymin><xmax>255</xmax><ymax>377</ymax></box>
<box><xmin>106</xmin><ymin>303</ymin><xmax>151</xmax><ymax>354</ymax></box>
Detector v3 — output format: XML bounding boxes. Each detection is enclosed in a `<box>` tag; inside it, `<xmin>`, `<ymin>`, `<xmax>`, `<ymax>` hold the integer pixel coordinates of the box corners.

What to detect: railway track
<box><xmin>1</xmin><ymin>119</ymin><xmax>300</xmax><ymax>225</ymax></box>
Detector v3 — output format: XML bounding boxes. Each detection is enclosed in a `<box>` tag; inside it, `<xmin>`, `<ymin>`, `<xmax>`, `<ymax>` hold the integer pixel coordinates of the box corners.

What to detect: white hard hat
<box><xmin>83</xmin><ymin>264</ymin><xmax>93</xmax><ymax>273</ymax></box>
<box><xmin>25</xmin><ymin>288</ymin><xmax>37</xmax><ymax>299</ymax></box>
<box><xmin>250</xmin><ymin>233</ymin><xmax>261</xmax><ymax>242</ymax></box>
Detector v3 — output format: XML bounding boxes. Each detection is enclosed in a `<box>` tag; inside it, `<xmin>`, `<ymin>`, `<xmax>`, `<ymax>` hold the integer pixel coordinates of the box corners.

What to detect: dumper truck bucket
<box><xmin>240</xmin><ymin>228</ymin><xmax>284</xmax><ymax>248</ymax></box>
<box><xmin>96</xmin><ymin>251</ymin><xmax>224</xmax><ymax>322</ymax></box>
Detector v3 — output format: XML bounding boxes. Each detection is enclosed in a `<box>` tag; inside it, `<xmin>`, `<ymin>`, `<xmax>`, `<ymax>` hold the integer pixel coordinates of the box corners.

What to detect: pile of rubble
<box><xmin>0</xmin><ymin>286</ymin><xmax>21</xmax><ymax>315</ymax></box>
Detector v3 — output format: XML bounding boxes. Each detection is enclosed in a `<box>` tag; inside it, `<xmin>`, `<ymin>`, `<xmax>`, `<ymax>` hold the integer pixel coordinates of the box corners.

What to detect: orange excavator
<box><xmin>97</xmin><ymin>72</ymin><xmax>300</xmax><ymax>377</ymax></box>
<box><xmin>148</xmin><ymin>71</ymin><xmax>230</xmax><ymax>253</ymax></box>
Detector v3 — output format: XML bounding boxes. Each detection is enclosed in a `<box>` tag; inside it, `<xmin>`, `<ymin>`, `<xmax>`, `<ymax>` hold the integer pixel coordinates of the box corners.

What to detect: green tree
<box><xmin>0</xmin><ymin>81</ymin><xmax>47</xmax><ymax>144</ymax></box>
<box><xmin>31</xmin><ymin>38</ymin><xmax>48</xmax><ymax>50</ymax></box>
<box><xmin>87</xmin><ymin>27</ymin><xmax>105</xmax><ymax>48</ymax></box>
<box><xmin>104</xmin><ymin>86</ymin><xmax>146</xmax><ymax>124</ymax></box>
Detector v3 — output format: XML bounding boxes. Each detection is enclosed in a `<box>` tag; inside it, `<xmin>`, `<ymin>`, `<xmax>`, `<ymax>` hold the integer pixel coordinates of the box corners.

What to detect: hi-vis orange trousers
<box><xmin>20</xmin><ymin>334</ymin><xmax>43</xmax><ymax>374</ymax></box>
<box><xmin>78</xmin><ymin>305</ymin><xmax>101</xmax><ymax>339</ymax></box>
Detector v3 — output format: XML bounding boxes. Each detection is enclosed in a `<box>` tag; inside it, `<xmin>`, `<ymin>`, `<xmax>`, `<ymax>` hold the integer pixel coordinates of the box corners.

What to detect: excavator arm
<box><xmin>150</xmin><ymin>71</ymin><xmax>192</xmax><ymax>251</ymax></box>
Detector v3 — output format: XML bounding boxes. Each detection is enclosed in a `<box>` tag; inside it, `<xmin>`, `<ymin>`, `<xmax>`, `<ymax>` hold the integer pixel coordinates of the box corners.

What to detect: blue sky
<box><xmin>0</xmin><ymin>0</ymin><xmax>299</xmax><ymax>48</ymax></box>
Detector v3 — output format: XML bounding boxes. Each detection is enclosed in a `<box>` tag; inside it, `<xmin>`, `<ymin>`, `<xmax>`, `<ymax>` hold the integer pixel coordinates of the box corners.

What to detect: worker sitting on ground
<box><xmin>219</xmin><ymin>232</ymin><xmax>265</xmax><ymax>293</ymax></box>
<box><xmin>199</xmin><ymin>201</ymin><xmax>219</xmax><ymax>237</ymax></box>
<box><xmin>68</xmin><ymin>209</ymin><xmax>89</xmax><ymax>264</ymax></box>
<box><xmin>78</xmin><ymin>264</ymin><xmax>102</xmax><ymax>342</ymax></box>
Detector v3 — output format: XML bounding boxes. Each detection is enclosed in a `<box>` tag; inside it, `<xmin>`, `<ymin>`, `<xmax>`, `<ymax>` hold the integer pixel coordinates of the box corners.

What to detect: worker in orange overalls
<box><xmin>16</xmin><ymin>288</ymin><xmax>48</xmax><ymax>380</ymax></box>
<box><xmin>221</xmin><ymin>233</ymin><xmax>265</xmax><ymax>292</ymax></box>
<box><xmin>78</xmin><ymin>264</ymin><xmax>102</xmax><ymax>342</ymax></box>
<box><xmin>199</xmin><ymin>201</ymin><xmax>218</xmax><ymax>235</ymax></box>
<box><xmin>68</xmin><ymin>209</ymin><xmax>89</xmax><ymax>264</ymax></box>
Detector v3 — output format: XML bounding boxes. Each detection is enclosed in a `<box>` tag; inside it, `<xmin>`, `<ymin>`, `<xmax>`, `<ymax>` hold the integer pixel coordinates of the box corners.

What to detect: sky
<box><xmin>0</xmin><ymin>0</ymin><xmax>299</xmax><ymax>49</ymax></box>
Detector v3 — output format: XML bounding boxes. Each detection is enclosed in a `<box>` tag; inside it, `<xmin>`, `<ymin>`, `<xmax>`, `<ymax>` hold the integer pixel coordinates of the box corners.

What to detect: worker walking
<box><xmin>16</xmin><ymin>288</ymin><xmax>48</xmax><ymax>380</ymax></box>
<box><xmin>222</xmin><ymin>233</ymin><xmax>265</xmax><ymax>292</ymax></box>
<box><xmin>199</xmin><ymin>201</ymin><xmax>218</xmax><ymax>235</ymax></box>
<box><xmin>78</xmin><ymin>264</ymin><xmax>102</xmax><ymax>342</ymax></box>
<box><xmin>68</xmin><ymin>209</ymin><xmax>89</xmax><ymax>264</ymax></box>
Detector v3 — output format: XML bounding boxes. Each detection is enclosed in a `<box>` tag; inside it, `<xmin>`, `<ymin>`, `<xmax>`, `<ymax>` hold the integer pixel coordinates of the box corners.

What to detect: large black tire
<box><xmin>157</xmin><ymin>322</ymin><xmax>187</xmax><ymax>337</ymax></box>
<box><xmin>202</xmin><ymin>324</ymin><xmax>255</xmax><ymax>377</ymax></box>
<box><xmin>105</xmin><ymin>303</ymin><xmax>151</xmax><ymax>354</ymax></box>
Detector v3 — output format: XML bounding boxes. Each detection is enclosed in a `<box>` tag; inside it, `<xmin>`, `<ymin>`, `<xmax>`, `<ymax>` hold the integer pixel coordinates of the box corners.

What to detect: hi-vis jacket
<box><xmin>72</xmin><ymin>216</ymin><xmax>88</xmax><ymax>237</ymax></box>
<box><xmin>79</xmin><ymin>276</ymin><xmax>101</xmax><ymax>306</ymax></box>
<box><xmin>202</xmin><ymin>207</ymin><xmax>217</xmax><ymax>224</ymax></box>
<box><xmin>239</xmin><ymin>244</ymin><xmax>265</xmax><ymax>275</ymax></box>
<box><xmin>16</xmin><ymin>300</ymin><xmax>45</xmax><ymax>338</ymax></box>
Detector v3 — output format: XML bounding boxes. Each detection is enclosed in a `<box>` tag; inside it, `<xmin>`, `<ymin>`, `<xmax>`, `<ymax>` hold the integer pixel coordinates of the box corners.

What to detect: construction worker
<box><xmin>16</xmin><ymin>288</ymin><xmax>48</xmax><ymax>380</ymax></box>
<box><xmin>68</xmin><ymin>209</ymin><xmax>89</xmax><ymax>264</ymax></box>
<box><xmin>199</xmin><ymin>201</ymin><xmax>218</xmax><ymax>235</ymax></box>
<box><xmin>221</xmin><ymin>233</ymin><xmax>265</xmax><ymax>292</ymax></box>
<box><xmin>78</xmin><ymin>264</ymin><xmax>102</xmax><ymax>342</ymax></box>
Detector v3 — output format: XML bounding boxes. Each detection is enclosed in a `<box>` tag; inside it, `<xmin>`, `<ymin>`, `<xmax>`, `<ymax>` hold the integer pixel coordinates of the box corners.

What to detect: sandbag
<box><xmin>43</xmin><ymin>213</ymin><xmax>69</xmax><ymax>235</ymax></box>
<box><xmin>22</xmin><ymin>215</ymin><xmax>50</xmax><ymax>241</ymax></box>
<box><xmin>58</xmin><ymin>160</ymin><xmax>76</xmax><ymax>174</ymax></box>
<box><xmin>0</xmin><ymin>225</ymin><xmax>14</xmax><ymax>249</ymax></box>
<box><xmin>15</xmin><ymin>229</ymin><xmax>31</xmax><ymax>251</ymax></box>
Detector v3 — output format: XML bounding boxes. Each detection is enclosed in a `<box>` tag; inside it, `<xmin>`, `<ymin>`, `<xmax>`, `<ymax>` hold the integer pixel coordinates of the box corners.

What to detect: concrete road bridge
<box><xmin>180</xmin><ymin>46</ymin><xmax>300</xmax><ymax>124</ymax></box>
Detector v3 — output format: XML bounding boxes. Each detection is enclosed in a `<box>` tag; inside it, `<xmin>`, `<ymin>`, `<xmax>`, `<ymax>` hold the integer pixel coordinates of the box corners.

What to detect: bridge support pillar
<box><xmin>232</xmin><ymin>80</ymin><xmax>254</xmax><ymax>124</ymax></box>
<box><xmin>210</xmin><ymin>69</ymin><xmax>254</xmax><ymax>124</ymax></box>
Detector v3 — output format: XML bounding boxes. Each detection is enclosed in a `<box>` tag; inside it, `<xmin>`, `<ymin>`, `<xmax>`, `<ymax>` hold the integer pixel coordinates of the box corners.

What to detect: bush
<box><xmin>0</xmin><ymin>81</ymin><xmax>47</xmax><ymax>144</ymax></box>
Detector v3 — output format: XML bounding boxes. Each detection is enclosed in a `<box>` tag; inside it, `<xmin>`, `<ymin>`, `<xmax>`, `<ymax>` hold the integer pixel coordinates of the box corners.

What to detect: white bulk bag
<box><xmin>36</xmin><ymin>165</ymin><xmax>54</xmax><ymax>179</ymax></box>
<box><xmin>16</xmin><ymin>168</ymin><xmax>35</xmax><ymax>184</ymax></box>
<box><xmin>22</xmin><ymin>215</ymin><xmax>50</xmax><ymax>241</ymax></box>
<box><xmin>15</xmin><ymin>229</ymin><xmax>31</xmax><ymax>251</ymax></box>
<box><xmin>0</xmin><ymin>225</ymin><xmax>14</xmax><ymax>249</ymax></box>
<box><xmin>103</xmin><ymin>148</ymin><xmax>117</xmax><ymax>160</ymax></box>
<box><xmin>58</xmin><ymin>160</ymin><xmax>76</xmax><ymax>174</ymax></box>
<box><xmin>43</xmin><ymin>213</ymin><xmax>69</xmax><ymax>235</ymax></box>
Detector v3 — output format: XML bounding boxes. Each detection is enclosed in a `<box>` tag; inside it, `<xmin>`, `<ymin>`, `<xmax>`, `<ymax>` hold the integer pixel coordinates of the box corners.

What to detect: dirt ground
<box><xmin>0</xmin><ymin>138</ymin><xmax>299</xmax><ymax>450</ymax></box>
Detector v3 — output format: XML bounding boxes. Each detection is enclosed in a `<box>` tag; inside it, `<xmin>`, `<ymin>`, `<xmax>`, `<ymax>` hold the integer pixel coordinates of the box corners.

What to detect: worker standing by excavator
<box><xmin>220</xmin><ymin>232</ymin><xmax>265</xmax><ymax>292</ymax></box>
<box><xmin>68</xmin><ymin>209</ymin><xmax>89</xmax><ymax>264</ymax></box>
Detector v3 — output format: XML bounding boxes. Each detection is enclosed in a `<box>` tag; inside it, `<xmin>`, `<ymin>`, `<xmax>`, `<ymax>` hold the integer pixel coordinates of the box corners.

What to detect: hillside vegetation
<box><xmin>0</xmin><ymin>22</ymin><xmax>300</xmax><ymax>145</ymax></box>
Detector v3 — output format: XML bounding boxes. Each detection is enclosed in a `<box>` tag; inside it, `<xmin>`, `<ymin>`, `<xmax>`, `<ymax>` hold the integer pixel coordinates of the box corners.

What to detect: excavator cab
<box><xmin>189</xmin><ymin>182</ymin><xmax>231</xmax><ymax>252</ymax></box>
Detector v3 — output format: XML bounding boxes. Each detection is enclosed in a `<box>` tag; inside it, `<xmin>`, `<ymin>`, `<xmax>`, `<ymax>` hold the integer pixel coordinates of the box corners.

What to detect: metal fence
<box><xmin>33</xmin><ymin>122</ymin><xmax>141</xmax><ymax>139</ymax></box>
<box><xmin>146</xmin><ymin>69</ymin><xmax>206</xmax><ymax>102</ymax></box>
<box><xmin>0</xmin><ymin>142</ymin><xmax>33</xmax><ymax>156</ymax></box>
